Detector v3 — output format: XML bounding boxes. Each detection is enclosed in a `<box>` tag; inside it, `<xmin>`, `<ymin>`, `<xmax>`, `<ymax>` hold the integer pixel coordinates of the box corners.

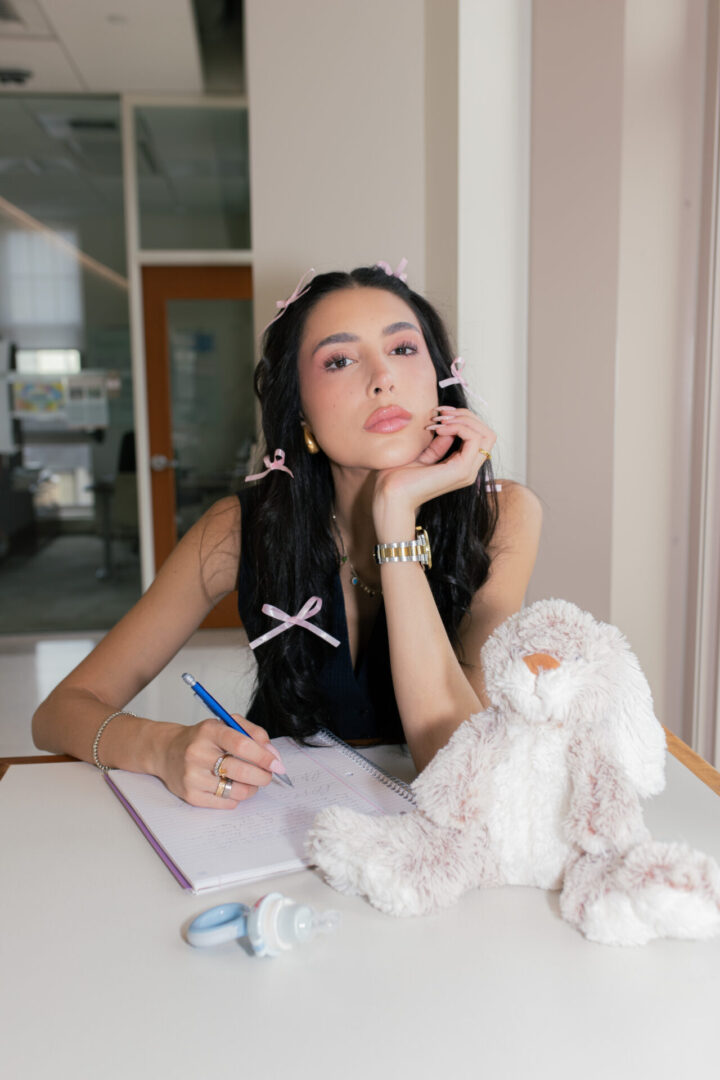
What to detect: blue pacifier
<box><xmin>186</xmin><ymin>893</ymin><xmax>340</xmax><ymax>958</ymax></box>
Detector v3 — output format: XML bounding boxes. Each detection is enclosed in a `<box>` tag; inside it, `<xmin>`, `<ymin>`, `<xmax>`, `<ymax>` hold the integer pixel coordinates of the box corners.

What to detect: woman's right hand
<box><xmin>155</xmin><ymin>715</ymin><xmax>284</xmax><ymax>808</ymax></box>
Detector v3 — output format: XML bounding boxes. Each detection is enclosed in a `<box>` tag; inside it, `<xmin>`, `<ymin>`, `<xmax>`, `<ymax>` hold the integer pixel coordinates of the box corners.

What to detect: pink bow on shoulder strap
<box><xmin>248</xmin><ymin>596</ymin><xmax>341</xmax><ymax>651</ymax></box>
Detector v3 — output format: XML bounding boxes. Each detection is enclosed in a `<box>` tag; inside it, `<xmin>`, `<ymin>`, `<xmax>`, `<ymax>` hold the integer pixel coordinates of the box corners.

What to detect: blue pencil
<box><xmin>181</xmin><ymin>672</ymin><xmax>293</xmax><ymax>787</ymax></box>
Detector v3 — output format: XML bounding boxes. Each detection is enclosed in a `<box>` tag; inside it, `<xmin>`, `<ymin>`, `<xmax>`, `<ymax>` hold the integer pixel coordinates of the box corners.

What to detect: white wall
<box><xmin>456</xmin><ymin>0</ymin><xmax>532</xmax><ymax>483</ymax></box>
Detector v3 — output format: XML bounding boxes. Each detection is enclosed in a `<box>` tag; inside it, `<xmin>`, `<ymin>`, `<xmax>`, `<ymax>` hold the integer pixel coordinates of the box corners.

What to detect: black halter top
<box><xmin>236</xmin><ymin>490</ymin><xmax>404</xmax><ymax>744</ymax></box>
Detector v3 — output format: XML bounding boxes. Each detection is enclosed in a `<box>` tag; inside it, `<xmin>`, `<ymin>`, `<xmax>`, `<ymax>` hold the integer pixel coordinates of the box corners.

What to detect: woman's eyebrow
<box><xmin>311</xmin><ymin>322</ymin><xmax>421</xmax><ymax>357</ymax></box>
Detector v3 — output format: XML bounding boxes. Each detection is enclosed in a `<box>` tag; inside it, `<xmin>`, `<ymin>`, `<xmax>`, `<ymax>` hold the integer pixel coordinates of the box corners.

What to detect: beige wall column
<box><xmin>244</xmin><ymin>0</ymin><xmax>426</xmax><ymax>337</ymax></box>
<box><xmin>527</xmin><ymin>0</ymin><xmax>708</xmax><ymax>740</ymax></box>
<box><xmin>526</xmin><ymin>0</ymin><xmax>625</xmax><ymax>621</ymax></box>
<box><xmin>686</xmin><ymin>3</ymin><xmax>720</xmax><ymax>764</ymax></box>
<box><xmin>424</xmin><ymin>0</ymin><xmax>459</xmax><ymax>339</ymax></box>
<box><xmin>612</xmin><ymin>0</ymin><xmax>707</xmax><ymax>743</ymax></box>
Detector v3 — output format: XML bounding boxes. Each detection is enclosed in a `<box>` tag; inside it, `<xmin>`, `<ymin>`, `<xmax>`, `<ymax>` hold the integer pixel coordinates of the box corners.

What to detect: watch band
<box><xmin>373</xmin><ymin>526</ymin><xmax>432</xmax><ymax>570</ymax></box>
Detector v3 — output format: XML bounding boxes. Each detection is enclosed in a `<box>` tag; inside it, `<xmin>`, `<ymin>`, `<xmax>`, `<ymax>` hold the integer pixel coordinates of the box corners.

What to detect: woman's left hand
<box><xmin>373</xmin><ymin>406</ymin><xmax>497</xmax><ymax>526</ymax></box>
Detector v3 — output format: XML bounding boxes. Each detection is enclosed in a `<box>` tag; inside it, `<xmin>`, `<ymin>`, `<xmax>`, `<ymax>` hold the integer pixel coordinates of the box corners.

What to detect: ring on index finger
<box><xmin>478</xmin><ymin>447</ymin><xmax>492</xmax><ymax>462</ymax></box>
<box><xmin>212</xmin><ymin>753</ymin><xmax>232</xmax><ymax>778</ymax></box>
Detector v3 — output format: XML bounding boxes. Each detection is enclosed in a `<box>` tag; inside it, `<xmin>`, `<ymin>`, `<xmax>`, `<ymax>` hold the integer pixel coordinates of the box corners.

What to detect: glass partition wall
<box><xmin>0</xmin><ymin>96</ymin><xmax>140</xmax><ymax>633</ymax></box>
<box><xmin>0</xmin><ymin>95</ymin><xmax>252</xmax><ymax>633</ymax></box>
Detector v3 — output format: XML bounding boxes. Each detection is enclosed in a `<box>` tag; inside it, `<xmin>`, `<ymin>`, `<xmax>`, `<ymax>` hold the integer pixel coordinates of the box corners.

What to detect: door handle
<box><xmin>150</xmin><ymin>454</ymin><xmax>178</xmax><ymax>471</ymax></box>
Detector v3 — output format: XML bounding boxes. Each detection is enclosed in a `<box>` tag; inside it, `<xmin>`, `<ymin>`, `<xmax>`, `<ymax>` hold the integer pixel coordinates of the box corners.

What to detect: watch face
<box><xmin>418</xmin><ymin>527</ymin><xmax>432</xmax><ymax>569</ymax></box>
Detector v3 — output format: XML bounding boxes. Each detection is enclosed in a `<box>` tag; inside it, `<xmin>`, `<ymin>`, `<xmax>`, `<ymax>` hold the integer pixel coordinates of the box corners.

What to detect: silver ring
<box><xmin>212</xmin><ymin>754</ymin><xmax>226</xmax><ymax>777</ymax></box>
<box><xmin>221</xmin><ymin>778</ymin><xmax>233</xmax><ymax>799</ymax></box>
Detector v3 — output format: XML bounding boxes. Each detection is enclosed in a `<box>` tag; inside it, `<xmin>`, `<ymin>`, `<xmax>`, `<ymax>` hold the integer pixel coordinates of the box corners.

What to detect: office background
<box><xmin>0</xmin><ymin>0</ymin><xmax>718</xmax><ymax>766</ymax></box>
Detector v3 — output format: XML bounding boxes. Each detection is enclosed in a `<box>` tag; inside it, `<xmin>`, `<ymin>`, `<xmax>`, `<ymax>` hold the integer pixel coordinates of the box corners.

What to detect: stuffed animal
<box><xmin>307</xmin><ymin>599</ymin><xmax>720</xmax><ymax>945</ymax></box>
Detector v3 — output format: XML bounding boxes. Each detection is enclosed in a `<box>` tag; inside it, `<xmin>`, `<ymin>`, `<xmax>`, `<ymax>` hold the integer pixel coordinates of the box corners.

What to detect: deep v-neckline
<box><xmin>334</xmin><ymin>569</ymin><xmax>384</xmax><ymax>680</ymax></box>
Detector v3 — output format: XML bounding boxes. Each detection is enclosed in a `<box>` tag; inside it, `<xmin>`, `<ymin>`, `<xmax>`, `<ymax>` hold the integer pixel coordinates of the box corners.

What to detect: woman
<box><xmin>33</xmin><ymin>265</ymin><xmax>541</xmax><ymax>808</ymax></box>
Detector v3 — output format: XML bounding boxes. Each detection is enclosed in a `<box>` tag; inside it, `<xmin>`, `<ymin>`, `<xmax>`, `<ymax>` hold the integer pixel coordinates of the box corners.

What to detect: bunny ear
<box><xmin>566</xmin><ymin>733</ymin><xmax>650</xmax><ymax>854</ymax></box>
<box><xmin>598</xmin><ymin>627</ymin><xmax>667</xmax><ymax>797</ymax></box>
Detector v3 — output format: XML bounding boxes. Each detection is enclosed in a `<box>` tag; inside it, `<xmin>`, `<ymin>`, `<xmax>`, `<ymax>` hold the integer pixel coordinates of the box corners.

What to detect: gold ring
<box><xmin>214</xmin><ymin>777</ymin><xmax>226</xmax><ymax>798</ymax></box>
<box><xmin>218</xmin><ymin>753</ymin><xmax>232</xmax><ymax>779</ymax></box>
<box><xmin>478</xmin><ymin>448</ymin><xmax>491</xmax><ymax>462</ymax></box>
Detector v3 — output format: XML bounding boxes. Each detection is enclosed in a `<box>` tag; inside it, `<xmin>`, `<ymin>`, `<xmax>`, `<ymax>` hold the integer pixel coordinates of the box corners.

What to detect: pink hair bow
<box><xmin>264</xmin><ymin>268</ymin><xmax>316</xmax><ymax>330</ymax></box>
<box><xmin>375</xmin><ymin>257</ymin><xmax>408</xmax><ymax>283</ymax></box>
<box><xmin>248</xmin><ymin>596</ymin><xmax>341</xmax><ymax>651</ymax></box>
<box><xmin>244</xmin><ymin>448</ymin><xmax>294</xmax><ymax>483</ymax></box>
<box><xmin>438</xmin><ymin>357</ymin><xmax>488</xmax><ymax>408</ymax></box>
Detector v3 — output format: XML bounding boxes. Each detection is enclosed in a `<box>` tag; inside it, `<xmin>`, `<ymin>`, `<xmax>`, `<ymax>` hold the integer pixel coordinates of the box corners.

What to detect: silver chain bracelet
<box><xmin>92</xmin><ymin>710</ymin><xmax>137</xmax><ymax>772</ymax></box>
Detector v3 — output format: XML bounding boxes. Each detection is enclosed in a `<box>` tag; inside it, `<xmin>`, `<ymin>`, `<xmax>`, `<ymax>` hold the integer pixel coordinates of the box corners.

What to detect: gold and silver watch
<box><xmin>373</xmin><ymin>526</ymin><xmax>432</xmax><ymax>570</ymax></box>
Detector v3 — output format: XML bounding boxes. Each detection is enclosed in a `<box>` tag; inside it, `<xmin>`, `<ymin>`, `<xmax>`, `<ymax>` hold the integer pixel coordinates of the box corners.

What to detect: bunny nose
<box><xmin>523</xmin><ymin>653</ymin><xmax>560</xmax><ymax>675</ymax></box>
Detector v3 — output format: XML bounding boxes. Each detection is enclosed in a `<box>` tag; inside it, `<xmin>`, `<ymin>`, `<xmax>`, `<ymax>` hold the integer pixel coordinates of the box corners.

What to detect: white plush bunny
<box><xmin>307</xmin><ymin>599</ymin><xmax>720</xmax><ymax>945</ymax></box>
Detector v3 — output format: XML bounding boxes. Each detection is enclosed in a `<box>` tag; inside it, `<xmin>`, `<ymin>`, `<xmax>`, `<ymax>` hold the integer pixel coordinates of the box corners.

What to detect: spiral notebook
<box><xmin>105</xmin><ymin>730</ymin><xmax>414</xmax><ymax>893</ymax></box>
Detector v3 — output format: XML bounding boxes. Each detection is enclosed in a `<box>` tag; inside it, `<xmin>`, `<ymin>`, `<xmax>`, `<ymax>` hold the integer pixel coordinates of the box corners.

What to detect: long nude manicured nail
<box><xmin>269</xmin><ymin>757</ymin><xmax>288</xmax><ymax>776</ymax></box>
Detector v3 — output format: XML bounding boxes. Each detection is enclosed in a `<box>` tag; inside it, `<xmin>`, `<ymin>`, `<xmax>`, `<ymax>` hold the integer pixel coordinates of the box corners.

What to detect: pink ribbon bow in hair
<box><xmin>438</xmin><ymin>357</ymin><xmax>488</xmax><ymax>408</ymax></box>
<box><xmin>263</xmin><ymin>268</ymin><xmax>316</xmax><ymax>330</ymax></box>
<box><xmin>244</xmin><ymin>448</ymin><xmax>294</xmax><ymax>483</ymax></box>
<box><xmin>248</xmin><ymin>596</ymin><xmax>341</xmax><ymax>651</ymax></box>
<box><xmin>375</xmin><ymin>257</ymin><xmax>408</xmax><ymax>282</ymax></box>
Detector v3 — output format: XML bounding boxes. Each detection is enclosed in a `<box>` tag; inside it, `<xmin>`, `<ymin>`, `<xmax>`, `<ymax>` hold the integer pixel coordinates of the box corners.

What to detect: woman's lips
<box><xmin>363</xmin><ymin>406</ymin><xmax>413</xmax><ymax>433</ymax></box>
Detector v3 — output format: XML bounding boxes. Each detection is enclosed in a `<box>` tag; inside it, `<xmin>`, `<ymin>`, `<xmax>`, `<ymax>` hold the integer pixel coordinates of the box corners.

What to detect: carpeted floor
<box><xmin>0</xmin><ymin>535</ymin><xmax>141</xmax><ymax>634</ymax></box>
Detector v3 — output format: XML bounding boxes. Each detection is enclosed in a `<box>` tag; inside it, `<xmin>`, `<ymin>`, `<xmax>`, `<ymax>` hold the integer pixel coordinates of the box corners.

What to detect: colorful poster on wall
<box><xmin>12</xmin><ymin>380</ymin><xmax>66</xmax><ymax>415</ymax></box>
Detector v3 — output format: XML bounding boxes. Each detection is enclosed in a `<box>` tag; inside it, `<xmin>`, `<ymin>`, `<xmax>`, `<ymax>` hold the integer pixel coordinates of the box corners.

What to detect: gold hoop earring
<box><xmin>302</xmin><ymin>424</ymin><xmax>320</xmax><ymax>454</ymax></box>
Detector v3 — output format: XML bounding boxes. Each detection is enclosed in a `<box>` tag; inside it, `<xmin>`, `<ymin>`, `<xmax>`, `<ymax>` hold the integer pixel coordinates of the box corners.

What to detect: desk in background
<box><xmin>1</xmin><ymin>745</ymin><xmax>719</xmax><ymax>1080</ymax></box>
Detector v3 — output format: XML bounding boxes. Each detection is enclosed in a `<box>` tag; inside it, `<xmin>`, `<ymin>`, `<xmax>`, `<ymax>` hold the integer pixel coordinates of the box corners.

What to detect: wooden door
<box><xmin>142</xmin><ymin>265</ymin><xmax>254</xmax><ymax>628</ymax></box>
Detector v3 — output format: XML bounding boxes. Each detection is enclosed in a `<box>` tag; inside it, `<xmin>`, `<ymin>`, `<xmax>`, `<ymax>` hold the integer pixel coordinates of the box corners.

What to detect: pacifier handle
<box><xmin>186</xmin><ymin>902</ymin><xmax>250</xmax><ymax>948</ymax></box>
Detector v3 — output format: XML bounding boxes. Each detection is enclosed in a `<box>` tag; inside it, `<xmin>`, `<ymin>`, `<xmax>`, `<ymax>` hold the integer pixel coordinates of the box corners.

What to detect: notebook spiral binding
<box><xmin>316</xmin><ymin>728</ymin><xmax>415</xmax><ymax>804</ymax></box>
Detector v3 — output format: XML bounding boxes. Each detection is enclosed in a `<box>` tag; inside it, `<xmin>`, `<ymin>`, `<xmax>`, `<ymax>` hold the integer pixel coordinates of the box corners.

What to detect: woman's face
<box><xmin>297</xmin><ymin>287</ymin><xmax>438</xmax><ymax>470</ymax></box>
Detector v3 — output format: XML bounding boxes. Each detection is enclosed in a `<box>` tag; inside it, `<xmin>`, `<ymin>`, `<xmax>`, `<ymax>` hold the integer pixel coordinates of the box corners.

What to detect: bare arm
<box><xmin>32</xmin><ymin>497</ymin><xmax>280</xmax><ymax>806</ymax></box>
<box><xmin>376</xmin><ymin>481</ymin><xmax>541</xmax><ymax>771</ymax></box>
<box><xmin>455</xmin><ymin>481</ymin><xmax>543</xmax><ymax>705</ymax></box>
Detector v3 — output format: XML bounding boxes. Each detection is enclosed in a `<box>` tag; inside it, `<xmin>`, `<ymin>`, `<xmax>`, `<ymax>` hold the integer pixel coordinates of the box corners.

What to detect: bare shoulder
<box><xmin>489</xmin><ymin>480</ymin><xmax>542</xmax><ymax>558</ymax></box>
<box><xmin>470</xmin><ymin>479</ymin><xmax>542</xmax><ymax>613</ymax></box>
<box><xmin>185</xmin><ymin>494</ymin><xmax>242</xmax><ymax>603</ymax></box>
<box><xmin>457</xmin><ymin>481</ymin><xmax>542</xmax><ymax>692</ymax></box>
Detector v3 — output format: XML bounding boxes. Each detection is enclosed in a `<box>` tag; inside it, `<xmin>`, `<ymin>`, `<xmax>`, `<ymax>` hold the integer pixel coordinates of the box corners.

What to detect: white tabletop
<box><xmin>1</xmin><ymin>750</ymin><xmax>719</xmax><ymax>1080</ymax></box>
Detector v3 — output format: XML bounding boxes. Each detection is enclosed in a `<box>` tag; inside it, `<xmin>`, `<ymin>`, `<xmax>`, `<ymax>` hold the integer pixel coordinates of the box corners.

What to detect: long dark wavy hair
<box><xmin>241</xmin><ymin>265</ymin><xmax>499</xmax><ymax>739</ymax></box>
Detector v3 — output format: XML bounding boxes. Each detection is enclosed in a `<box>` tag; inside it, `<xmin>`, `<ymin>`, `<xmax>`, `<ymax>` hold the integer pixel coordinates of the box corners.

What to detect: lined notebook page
<box><xmin>106</xmin><ymin>734</ymin><xmax>412</xmax><ymax>892</ymax></box>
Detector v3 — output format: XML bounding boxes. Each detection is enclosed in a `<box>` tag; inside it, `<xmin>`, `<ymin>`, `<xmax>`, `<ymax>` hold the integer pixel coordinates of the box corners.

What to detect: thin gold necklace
<box><xmin>331</xmin><ymin>511</ymin><xmax>382</xmax><ymax>597</ymax></box>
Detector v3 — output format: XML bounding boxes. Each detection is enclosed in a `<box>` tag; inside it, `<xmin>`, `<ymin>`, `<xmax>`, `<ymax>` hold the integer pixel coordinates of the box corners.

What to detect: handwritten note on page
<box><xmin>105</xmin><ymin>734</ymin><xmax>412</xmax><ymax>892</ymax></box>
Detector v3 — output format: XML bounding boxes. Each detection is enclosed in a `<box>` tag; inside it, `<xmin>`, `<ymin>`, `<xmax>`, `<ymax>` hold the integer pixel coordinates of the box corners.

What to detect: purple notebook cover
<box><xmin>105</xmin><ymin>772</ymin><xmax>192</xmax><ymax>890</ymax></box>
